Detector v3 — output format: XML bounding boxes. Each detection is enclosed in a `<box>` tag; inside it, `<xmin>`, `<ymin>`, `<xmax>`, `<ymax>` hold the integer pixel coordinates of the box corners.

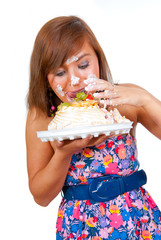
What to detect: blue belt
<box><xmin>62</xmin><ymin>170</ymin><xmax>147</xmax><ymax>202</ymax></box>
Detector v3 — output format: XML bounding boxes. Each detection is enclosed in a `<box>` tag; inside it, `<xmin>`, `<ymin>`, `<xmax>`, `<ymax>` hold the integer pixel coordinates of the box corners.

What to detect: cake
<box><xmin>48</xmin><ymin>99</ymin><xmax>130</xmax><ymax>130</ymax></box>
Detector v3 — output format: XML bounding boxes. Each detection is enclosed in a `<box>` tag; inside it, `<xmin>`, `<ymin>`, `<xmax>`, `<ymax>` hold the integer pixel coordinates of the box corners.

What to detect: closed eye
<box><xmin>78</xmin><ymin>62</ymin><xmax>89</xmax><ymax>69</ymax></box>
<box><xmin>56</xmin><ymin>70</ymin><xmax>66</xmax><ymax>76</ymax></box>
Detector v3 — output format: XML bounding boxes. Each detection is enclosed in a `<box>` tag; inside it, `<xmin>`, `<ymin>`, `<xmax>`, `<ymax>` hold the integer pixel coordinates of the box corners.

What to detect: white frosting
<box><xmin>84</xmin><ymin>74</ymin><xmax>98</xmax><ymax>85</ymax></box>
<box><xmin>56</xmin><ymin>84</ymin><xmax>65</xmax><ymax>96</ymax></box>
<box><xmin>48</xmin><ymin>102</ymin><xmax>130</xmax><ymax>130</ymax></box>
<box><xmin>112</xmin><ymin>108</ymin><xmax>129</xmax><ymax>123</ymax></box>
<box><xmin>66</xmin><ymin>56</ymin><xmax>78</xmax><ymax>65</ymax></box>
<box><xmin>87</xmin><ymin>73</ymin><xmax>97</xmax><ymax>80</ymax></box>
<box><xmin>71</xmin><ymin>75</ymin><xmax>80</xmax><ymax>86</ymax></box>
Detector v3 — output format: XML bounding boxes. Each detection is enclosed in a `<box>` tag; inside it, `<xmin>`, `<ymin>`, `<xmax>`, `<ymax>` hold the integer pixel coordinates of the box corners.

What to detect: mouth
<box><xmin>67</xmin><ymin>88</ymin><xmax>86</xmax><ymax>99</ymax></box>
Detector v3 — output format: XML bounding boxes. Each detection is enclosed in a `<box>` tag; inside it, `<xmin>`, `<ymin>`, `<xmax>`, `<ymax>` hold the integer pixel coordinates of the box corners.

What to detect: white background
<box><xmin>0</xmin><ymin>0</ymin><xmax>161</xmax><ymax>239</ymax></box>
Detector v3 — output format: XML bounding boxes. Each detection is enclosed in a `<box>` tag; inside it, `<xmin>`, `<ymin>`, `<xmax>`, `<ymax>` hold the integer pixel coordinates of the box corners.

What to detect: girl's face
<box><xmin>47</xmin><ymin>41</ymin><xmax>99</xmax><ymax>103</ymax></box>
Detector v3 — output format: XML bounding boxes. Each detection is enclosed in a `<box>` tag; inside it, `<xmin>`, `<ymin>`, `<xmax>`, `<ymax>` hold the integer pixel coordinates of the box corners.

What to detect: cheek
<box><xmin>93</xmin><ymin>58</ymin><xmax>100</xmax><ymax>75</ymax></box>
<box><xmin>91</xmin><ymin>63</ymin><xmax>99</xmax><ymax>77</ymax></box>
<box><xmin>51</xmin><ymin>78</ymin><xmax>67</xmax><ymax>92</ymax></box>
<box><xmin>51</xmin><ymin>78</ymin><xmax>69</xmax><ymax>101</ymax></box>
<box><xmin>77</xmin><ymin>62</ymin><xmax>99</xmax><ymax>79</ymax></box>
<box><xmin>55</xmin><ymin>84</ymin><xmax>65</xmax><ymax>97</ymax></box>
<box><xmin>85</xmin><ymin>61</ymin><xmax>99</xmax><ymax>78</ymax></box>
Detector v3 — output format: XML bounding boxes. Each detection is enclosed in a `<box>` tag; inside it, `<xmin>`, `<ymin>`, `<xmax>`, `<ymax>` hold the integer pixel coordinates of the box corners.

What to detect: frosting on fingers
<box><xmin>84</xmin><ymin>73</ymin><xmax>98</xmax><ymax>84</ymax></box>
<box><xmin>85</xmin><ymin>84</ymin><xmax>96</xmax><ymax>91</ymax></box>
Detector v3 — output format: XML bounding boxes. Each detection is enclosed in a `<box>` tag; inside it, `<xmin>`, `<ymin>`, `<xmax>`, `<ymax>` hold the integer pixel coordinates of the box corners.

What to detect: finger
<box><xmin>87</xmin><ymin>134</ymin><xmax>108</xmax><ymax>147</ymax></box>
<box><xmin>84</xmin><ymin>78</ymin><xmax>97</xmax><ymax>84</ymax></box>
<box><xmin>55</xmin><ymin>140</ymin><xmax>64</xmax><ymax>147</ymax></box>
<box><xmin>94</xmin><ymin>135</ymin><xmax>108</xmax><ymax>145</ymax></box>
<box><xmin>99</xmin><ymin>99</ymin><xmax>117</xmax><ymax>106</ymax></box>
<box><xmin>84</xmin><ymin>78</ymin><xmax>114</xmax><ymax>90</ymax></box>
<box><xmin>82</xmin><ymin>135</ymin><xmax>93</xmax><ymax>144</ymax></box>
<box><xmin>85</xmin><ymin>83</ymin><xmax>114</xmax><ymax>93</ymax></box>
<box><xmin>73</xmin><ymin>135</ymin><xmax>93</xmax><ymax>148</ymax></box>
<box><xmin>93</xmin><ymin>91</ymin><xmax>120</xmax><ymax>99</ymax></box>
<box><xmin>84</xmin><ymin>77</ymin><xmax>113</xmax><ymax>85</ymax></box>
<box><xmin>100</xmin><ymin>97</ymin><xmax>128</xmax><ymax>106</ymax></box>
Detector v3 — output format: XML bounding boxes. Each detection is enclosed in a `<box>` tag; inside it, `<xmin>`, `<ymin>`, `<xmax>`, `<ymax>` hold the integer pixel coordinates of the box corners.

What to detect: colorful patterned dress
<box><xmin>56</xmin><ymin>134</ymin><xmax>161</xmax><ymax>239</ymax></box>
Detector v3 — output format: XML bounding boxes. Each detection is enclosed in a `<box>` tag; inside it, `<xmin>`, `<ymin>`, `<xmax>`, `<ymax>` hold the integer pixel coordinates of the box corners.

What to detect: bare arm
<box><xmin>140</xmin><ymin>91</ymin><xmax>161</xmax><ymax>127</ymax></box>
<box><xmin>26</xmin><ymin>110</ymin><xmax>72</xmax><ymax>206</ymax></box>
<box><xmin>26</xmin><ymin>109</ymin><xmax>109</xmax><ymax>207</ymax></box>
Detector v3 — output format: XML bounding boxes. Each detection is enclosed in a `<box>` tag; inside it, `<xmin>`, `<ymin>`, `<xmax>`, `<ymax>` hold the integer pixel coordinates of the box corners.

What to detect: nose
<box><xmin>70</xmin><ymin>75</ymin><xmax>80</xmax><ymax>86</ymax></box>
<box><xmin>68</xmin><ymin>68</ymin><xmax>81</xmax><ymax>87</ymax></box>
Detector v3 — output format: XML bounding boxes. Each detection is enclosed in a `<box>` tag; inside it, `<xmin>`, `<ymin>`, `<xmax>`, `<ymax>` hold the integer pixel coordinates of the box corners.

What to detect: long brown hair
<box><xmin>27</xmin><ymin>16</ymin><xmax>113</xmax><ymax>116</ymax></box>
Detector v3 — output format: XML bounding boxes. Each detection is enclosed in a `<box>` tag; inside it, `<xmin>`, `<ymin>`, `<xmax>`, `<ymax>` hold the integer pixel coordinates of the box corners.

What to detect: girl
<box><xmin>26</xmin><ymin>16</ymin><xmax>161</xmax><ymax>239</ymax></box>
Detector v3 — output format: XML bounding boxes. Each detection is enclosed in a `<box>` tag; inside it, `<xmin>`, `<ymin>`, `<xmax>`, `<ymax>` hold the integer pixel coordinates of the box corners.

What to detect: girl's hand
<box><xmin>84</xmin><ymin>78</ymin><xmax>148</xmax><ymax>107</ymax></box>
<box><xmin>84</xmin><ymin>77</ymin><xmax>114</xmax><ymax>93</ymax></box>
<box><xmin>50</xmin><ymin>134</ymin><xmax>111</xmax><ymax>157</ymax></box>
<box><xmin>94</xmin><ymin>85</ymin><xmax>148</xmax><ymax>107</ymax></box>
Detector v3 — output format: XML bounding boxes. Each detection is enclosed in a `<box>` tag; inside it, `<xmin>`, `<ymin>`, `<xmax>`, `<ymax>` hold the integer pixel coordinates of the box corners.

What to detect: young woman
<box><xmin>26</xmin><ymin>16</ymin><xmax>161</xmax><ymax>239</ymax></box>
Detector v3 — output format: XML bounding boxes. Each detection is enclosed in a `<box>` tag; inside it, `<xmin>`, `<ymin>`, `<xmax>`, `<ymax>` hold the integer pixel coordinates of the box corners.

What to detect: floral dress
<box><xmin>56</xmin><ymin>134</ymin><xmax>161</xmax><ymax>240</ymax></box>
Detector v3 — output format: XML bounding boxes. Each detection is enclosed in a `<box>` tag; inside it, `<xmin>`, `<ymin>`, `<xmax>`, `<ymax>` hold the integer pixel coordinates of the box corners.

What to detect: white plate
<box><xmin>37</xmin><ymin>122</ymin><xmax>133</xmax><ymax>142</ymax></box>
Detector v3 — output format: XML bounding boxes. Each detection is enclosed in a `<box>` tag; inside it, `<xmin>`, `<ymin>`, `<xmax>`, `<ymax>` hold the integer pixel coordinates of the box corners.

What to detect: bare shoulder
<box><xmin>26</xmin><ymin>108</ymin><xmax>54</xmax><ymax>181</ymax></box>
<box><xmin>26</xmin><ymin>108</ymin><xmax>53</xmax><ymax>151</ymax></box>
<box><xmin>118</xmin><ymin>83</ymin><xmax>144</xmax><ymax>89</ymax></box>
<box><xmin>26</xmin><ymin>107</ymin><xmax>53</xmax><ymax>151</ymax></box>
<box><xmin>26</xmin><ymin>108</ymin><xmax>52</xmax><ymax>131</ymax></box>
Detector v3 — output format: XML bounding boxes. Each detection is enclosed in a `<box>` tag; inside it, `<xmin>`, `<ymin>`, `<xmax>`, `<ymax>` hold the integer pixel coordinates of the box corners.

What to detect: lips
<box><xmin>67</xmin><ymin>88</ymin><xmax>85</xmax><ymax>98</ymax></box>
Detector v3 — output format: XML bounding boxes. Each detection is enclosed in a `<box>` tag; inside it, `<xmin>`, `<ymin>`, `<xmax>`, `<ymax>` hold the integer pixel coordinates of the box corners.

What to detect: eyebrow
<box><xmin>63</xmin><ymin>53</ymin><xmax>90</xmax><ymax>67</ymax></box>
<box><xmin>76</xmin><ymin>53</ymin><xmax>90</xmax><ymax>61</ymax></box>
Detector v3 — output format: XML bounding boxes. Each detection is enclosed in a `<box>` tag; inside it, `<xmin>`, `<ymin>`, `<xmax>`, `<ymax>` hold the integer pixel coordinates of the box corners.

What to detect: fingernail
<box><xmin>85</xmin><ymin>86</ymin><xmax>89</xmax><ymax>91</ymax></box>
<box><xmin>88</xmin><ymin>135</ymin><xmax>93</xmax><ymax>140</ymax></box>
<box><xmin>93</xmin><ymin>93</ymin><xmax>100</xmax><ymax>97</ymax></box>
<box><xmin>85</xmin><ymin>84</ymin><xmax>94</xmax><ymax>91</ymax></box>
<box><xmin>104</xmin><ymin>90</ymin><xmax>109</xmax><ymax>94</ymax></box>
<box><xmin>84</xmin><ymin>78</ymin><xmax>96</xmax><ymax>84</ymax></box>
<box><xmin>88</xmin><ymin>74</ymin><xmax>97</xmax><ymax>79</ymax></box>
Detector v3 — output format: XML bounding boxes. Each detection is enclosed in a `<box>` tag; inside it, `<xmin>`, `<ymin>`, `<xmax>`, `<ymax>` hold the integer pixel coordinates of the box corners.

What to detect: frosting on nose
<box><xmin>71</xmin><ymin>75</ymin><xmax>80</xmax><ymax>86</ymax></box>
